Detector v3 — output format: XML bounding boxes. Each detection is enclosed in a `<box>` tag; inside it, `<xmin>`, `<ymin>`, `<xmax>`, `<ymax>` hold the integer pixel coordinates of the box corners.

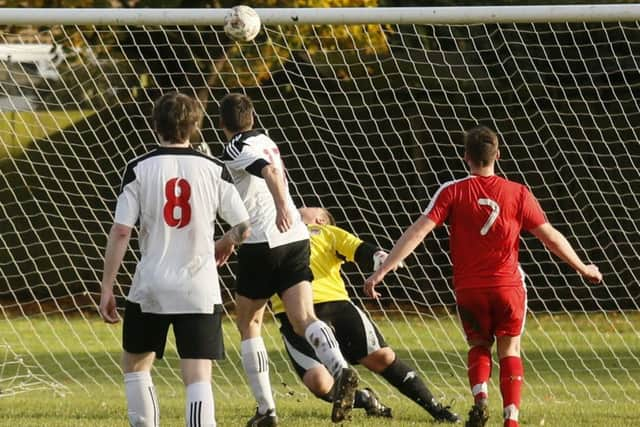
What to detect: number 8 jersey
<box><xmin>115</xmin><ymin>146</ymin><xmax>249</xmax><ymax>314</ymax></box>
<box><xmin>424</xmin><ymin>175</ymin><xmax>547</xmax><ymax>290</ymax></box>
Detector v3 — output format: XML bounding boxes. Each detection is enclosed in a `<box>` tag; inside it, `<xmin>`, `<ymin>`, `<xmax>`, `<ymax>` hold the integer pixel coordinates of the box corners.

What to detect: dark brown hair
<box><xmin>219</xmin><ymin>93</ymin><xmax>254</xmax><ymax>133</ymax></box>
<box><xmin>464</xmin><ymin>125</ymin><xmax>499</xmax><ymax>167</ymax></box>
<box><xmin>152</xmin><ymin>92</ymin><xmax>202</xmax><ymax>144</ymax></box>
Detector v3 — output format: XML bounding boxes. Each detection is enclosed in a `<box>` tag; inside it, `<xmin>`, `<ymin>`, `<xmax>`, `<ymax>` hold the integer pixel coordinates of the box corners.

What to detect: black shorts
<box><xmin>122</xmin><ymin>301</ymin><xmax>225</xmax><ymax>360</ymax></box>
<box><xmin>276</xmin><ymin>300</ymin><xmax>387</xmax><ymax>378</ymax></box>
<box><xmin>236</xmin><ymin>239</ymin><xmax>314</xmax><ymax>300</ymax></box>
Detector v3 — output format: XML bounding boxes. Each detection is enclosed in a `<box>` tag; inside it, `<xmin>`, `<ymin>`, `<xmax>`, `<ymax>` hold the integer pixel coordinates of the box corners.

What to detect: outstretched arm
<box><xmin>100</xmin><ymin>222</ymin><xmax>132</xmax><ymax>323</ymax></box>
<box><xmin>529</xmin><ymin>223</ymin><xmax>602</xmax><ymax>284</ymax></box>
<box><xmin>364</xmin><ymin>215</ymin><xmax>437</xmax><ymax>299</ymax></box>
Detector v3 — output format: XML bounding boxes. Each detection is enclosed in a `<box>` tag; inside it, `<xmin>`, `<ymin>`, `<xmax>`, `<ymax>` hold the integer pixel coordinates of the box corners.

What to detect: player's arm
<box><xmin>215</xmin><ymin>220</ymin><xmax>251</xmax><ymax>266</ymax></box>
<box><xmin>343</xmin><ymin>234</ymin><xmax>393</xmax><ymax>272</ymax></box>
<box><xmin>215</xmin><ymin>178</ymin><xmax>252</xmax><ymax>266</ymax></box>
<box><xmin>261</xmin><ymin>163</ymin><xmax>291</xmax><ymax>233</ymax></box>
<box><xmin>100</xmin><ymin>163</ymin><xmax>139</xmax><ymax>323</ymax></box>
<box><xmin>529</xmin><ymin>223</ymin><xmax>602</xmax><ymax>284</ymax></box>
<box><xmin>100</xmin><ymin>222</ymin><xmax>132</xmax><ymax>323</ymax></box>
<box><xmin>364</xmin><ymin>214</ymin><xmax>437</xmax><ymax>299</ymax></box>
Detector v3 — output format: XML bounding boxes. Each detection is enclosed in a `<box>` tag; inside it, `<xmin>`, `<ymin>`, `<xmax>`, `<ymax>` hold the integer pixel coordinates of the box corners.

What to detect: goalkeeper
<box><xmin>270</xmin><ymin>207</ymin><xmax>459</xmax><ymax>423</ymax></box>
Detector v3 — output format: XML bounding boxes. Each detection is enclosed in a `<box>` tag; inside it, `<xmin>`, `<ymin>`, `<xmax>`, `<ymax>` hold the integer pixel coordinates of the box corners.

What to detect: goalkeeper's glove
<box><xmin>373</xmin><ymin>250</ymin><xmax>404</xmax><ymax>271</ymax></box>
<box><xmin>193</xmin><ymin>142</ymin><xmax>212</xmax><ymax>156</ymax></box>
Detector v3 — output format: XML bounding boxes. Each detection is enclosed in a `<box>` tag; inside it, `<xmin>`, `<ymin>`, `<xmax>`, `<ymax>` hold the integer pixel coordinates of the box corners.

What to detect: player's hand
<box><xmin>581</xmin><ymin>264</ymin><xmax>603</xmax><ymax>284</ymax></box>
<box><xmin>99</xmin><ymin>287</ymin><xmax>120</xmax><ymax>324</ymax></box>
<box><xmin>193</xmin><ymin>142</ymin><xmax>212</xmax><ymax>156</ymax></box>
<box><xmin>373</xmin><ymin>251</ymin><xmax>404</xmax><ymax>272</ymax></box>
<box><xmin>275</xmin><ymin>206</ymin><xmax>292</xmax><ymax>233</ymax></box>
<box><xmin>364</xmin><ymin>271</ymin><xmax>385</xmax><ymax>299</ymax></box>
<box><xmin>215</xmin><ymin>237</ymin><xmax>235</xmax><ymax>266</ymax></box>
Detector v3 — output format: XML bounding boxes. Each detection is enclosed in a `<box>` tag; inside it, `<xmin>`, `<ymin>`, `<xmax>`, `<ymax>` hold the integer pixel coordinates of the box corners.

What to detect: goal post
<box><xmin>0</xmin><ymin>5</ymin><xmax>639</xmax><ymax>406</ymax></box>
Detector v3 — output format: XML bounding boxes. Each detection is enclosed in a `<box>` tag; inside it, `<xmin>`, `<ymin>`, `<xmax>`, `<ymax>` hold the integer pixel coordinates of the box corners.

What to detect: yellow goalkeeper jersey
<box><xmin>271</xmin><ymin>224</ymin><xmax>363</xmax><ymax>314</ymax></box>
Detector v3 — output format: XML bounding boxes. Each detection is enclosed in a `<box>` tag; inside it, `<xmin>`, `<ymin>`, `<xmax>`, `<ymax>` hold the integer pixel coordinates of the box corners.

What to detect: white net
<box><xmin>0</xmin><ymin>10</ymin><xmax>639</xmax><ymax>405</ymax></box>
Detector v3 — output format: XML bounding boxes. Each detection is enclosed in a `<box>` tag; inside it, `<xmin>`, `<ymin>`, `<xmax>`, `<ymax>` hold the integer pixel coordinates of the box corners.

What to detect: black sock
<box><xmin>380</xmin><ymin>357</ymin><xmax>436</xmax><ymax>410</ymax></box>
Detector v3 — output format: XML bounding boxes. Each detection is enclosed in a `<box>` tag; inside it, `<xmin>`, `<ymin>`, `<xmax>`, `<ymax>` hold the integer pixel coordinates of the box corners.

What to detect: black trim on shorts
<box><xmin>122</xmin><ymin>301</ymin><xmax>225</xmax><ymax>360</ymax></box>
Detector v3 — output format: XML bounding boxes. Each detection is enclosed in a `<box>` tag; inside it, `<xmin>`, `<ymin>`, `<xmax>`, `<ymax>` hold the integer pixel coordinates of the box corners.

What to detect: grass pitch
<box><xmin>0</xmin><ymin>312</ymin><xmax>638</xmax><ymax>426</ymax></box>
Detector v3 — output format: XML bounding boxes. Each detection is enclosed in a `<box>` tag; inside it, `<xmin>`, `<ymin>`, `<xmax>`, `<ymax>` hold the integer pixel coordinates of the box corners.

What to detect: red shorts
<box><xmin>455</xmin><ymin>286</ymin><xmax>526</xmax><ymax>343</ymax></box>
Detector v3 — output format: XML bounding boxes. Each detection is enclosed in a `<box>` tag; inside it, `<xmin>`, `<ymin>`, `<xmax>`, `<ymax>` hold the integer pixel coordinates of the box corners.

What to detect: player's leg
<box><xmin>181</xmin><ymin>359</ymin><xmax>214</xmax><ymax>427</ymax></box>
<box><xmin>174</xmin><ymin>308</ymin><xmax>225</xmax><ymax>427</ymax></box>
<box><xmin>278</xmin><ymin>311</ymin><xmax>389</xmax><ymax>418</ymax></box>
<box><xmin>280</xmin><ymin>284</ymin><xmax>358</xmax><ymax>423</ymax></box>
<box><xmin>235</xmin><ymin>243</ymin><xmax>279</xmax><ymax>425</ymax></box>
<box><xmin>456</xmin><ymin>290</ymin><xmax>492</xmax><ymax>427</ymax></box>
<box><xmin>333</xmin><ymin>302</ymin><xmax>455</xmax><ymax>422</ymax></box>
<box><xmin>281</xmin><ymin>283</ymin><xmax>348</xmax><ymax>376</ymax></box>
<box><xmin>494</xmin><ymin>287</ymin><xmax>526</xmax><ymax>427</ymax></box>
<box><xmin>122</xmin><ymin>301</ymin><xmax>166</xmax><ymax>427</ymax></box>
<box><xmin>277</xmin><ymin>241</ymin><xmax>358</xmax><ymax>423</ymax></box>
<box><xmin>236</xmin><ymin>295</ymin><xmax>277</xmax><ymax>426</ymax></box>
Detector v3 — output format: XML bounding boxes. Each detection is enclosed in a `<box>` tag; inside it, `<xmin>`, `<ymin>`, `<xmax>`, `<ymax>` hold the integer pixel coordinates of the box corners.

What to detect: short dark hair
<box><xmin>464</xmin><ymin>125</ymin><xmax>499</xmax><ymax>167</ymax></box>
<box><xmin>219</xmin><ymin>93</ymin><xmax>254</xmax><ymax>133</ymax></box>
<box><xmin>152</xmin><ymin>92</ymin><xmax>202</xmax><ymax>144</ymax></box>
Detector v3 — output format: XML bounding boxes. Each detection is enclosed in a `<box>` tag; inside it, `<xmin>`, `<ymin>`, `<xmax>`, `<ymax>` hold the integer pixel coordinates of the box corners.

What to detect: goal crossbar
<box><xmin>0</xmin><ymin>5</ymin><xmax>640</xmax><ymax>26</ymax></box>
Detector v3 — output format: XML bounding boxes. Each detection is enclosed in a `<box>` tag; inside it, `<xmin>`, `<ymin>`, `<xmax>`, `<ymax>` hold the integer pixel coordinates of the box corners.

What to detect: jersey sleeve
<box><xmin>423</xmin><ymin>183</ymin><xmax>454</xmax><ymax>225</ymax></box>
<box><xmin>221</xmin><ymin>140</ymin><xmax>270</xmax><ymax>177</ymax></box>
<box><xmin>521</xmin><ymin>187</ymin><xmax>547</xmax><ymax>231</ymax></box>
<box><xmin>217</xmin><ymin>178</ymin><xmax>250</xmax><ymax>227</ymax></box>
<box><xmin>113</xmin><ymin>163</ymin><xmax>139</xmax><ymax>227</ymax></box>
<box><xmin>329</xmin><ymin>225</ymin><xmax>364</xmax><ymax>262</ymax></box>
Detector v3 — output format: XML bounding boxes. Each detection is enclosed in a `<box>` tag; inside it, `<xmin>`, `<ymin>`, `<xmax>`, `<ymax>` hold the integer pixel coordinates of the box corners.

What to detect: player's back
<box><xmin>221</xmin><ymin>130</ymin><xmax>307</xmax><ymax>246</ymax></box>
<box><xmin>117</xmin><ymin>146</ymin><xmax>228</xmax><ymax>312</ymax></box>
<box><xmin>425</xmin><ymin>175</ymin><xmax>546</xmax><ymax>290</ymax></box>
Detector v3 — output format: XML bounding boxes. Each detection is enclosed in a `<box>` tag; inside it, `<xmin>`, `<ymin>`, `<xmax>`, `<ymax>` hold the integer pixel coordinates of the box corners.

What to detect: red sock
<box><xmin>500</xmin><ymin>356</ymin><xmax>523</xmax><ymax>427</ymax></box>
<box><xmin>468</xmin><ymin>346</ymin><xmax>492</xmax><ymax>403</ymax></box>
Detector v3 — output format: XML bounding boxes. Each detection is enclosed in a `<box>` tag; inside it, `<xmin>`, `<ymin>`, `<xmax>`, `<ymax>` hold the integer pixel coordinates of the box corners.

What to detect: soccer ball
<box><xmin>224</xmin><ymin>5</ymin><xmax>261</xmax><ymax>42</ymax></box>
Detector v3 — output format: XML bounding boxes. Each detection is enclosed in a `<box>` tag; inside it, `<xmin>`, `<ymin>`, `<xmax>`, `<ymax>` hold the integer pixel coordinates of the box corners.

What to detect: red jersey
<box><xmin>424</xmin><ymin>175</ymin><xmax>547</xmax><ymax>290</ymax></box>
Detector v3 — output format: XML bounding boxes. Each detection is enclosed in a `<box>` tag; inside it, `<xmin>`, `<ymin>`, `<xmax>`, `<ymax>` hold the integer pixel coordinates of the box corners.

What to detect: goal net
<box><xmin>0</xmin><ymin>6</ymin><xmax>638</xmax><ymax>404</ymax></box>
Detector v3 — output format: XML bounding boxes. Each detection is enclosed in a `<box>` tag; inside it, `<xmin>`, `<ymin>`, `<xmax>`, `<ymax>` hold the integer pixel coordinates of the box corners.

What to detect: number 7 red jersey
<box><xmin>424</xmin><ymin>175</ymin><xmax>547</xmax><ymax>290</ymax></box>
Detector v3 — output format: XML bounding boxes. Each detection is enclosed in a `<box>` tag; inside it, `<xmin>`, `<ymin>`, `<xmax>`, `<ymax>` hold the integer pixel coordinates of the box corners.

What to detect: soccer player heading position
<box><xmin>271</xmin><ymin>207</ymin><xmax>459</xmax><ymax>423</ymax></box>
<box><xmin>217</xmin><ymin>93</ymin><xmax>358</xmax><ymax>426</ymax></box>
<box><xmin>364</xmin><ymin>126</ymin><xmax>602</xmax><ymax>427</ymax></box>
<box><xmin>99</xmin><ymin>92</ymin><xmax>251</xmax><ymax>427</ymax></box>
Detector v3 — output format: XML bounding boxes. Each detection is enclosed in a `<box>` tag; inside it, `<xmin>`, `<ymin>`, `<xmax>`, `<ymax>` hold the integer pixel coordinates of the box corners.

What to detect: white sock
<box><xmin>124</xmin><ymin>371</ymin><xmax>159</xmax><ymax>427</ymax></box>
<box><xmin>304</xmin><ymin>320</ymin><xmax>348</xmax><ymax>377</ymax></box>
<box><xmin>241</xmin><ymin>337</ymin><xmax>276</xmax><ymax>414</ymax></box>
<box><xmin>186</xmin><ymin>381</ymin><xmax>216</xmax><ymax>427</ymax></box>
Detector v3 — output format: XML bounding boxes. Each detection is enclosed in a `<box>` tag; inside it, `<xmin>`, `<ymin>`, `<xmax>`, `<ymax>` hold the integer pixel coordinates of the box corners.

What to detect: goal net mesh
<box><xmin>0</xmin><ymin>17</ymin><xmax>638</xmax><ymax>403</ymax></box>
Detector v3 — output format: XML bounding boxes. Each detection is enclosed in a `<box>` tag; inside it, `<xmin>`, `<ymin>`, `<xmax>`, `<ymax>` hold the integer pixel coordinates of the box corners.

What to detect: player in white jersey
<box><xmin>99</xmin><ymin>92</ymin><xmax>251</xmax><ymax>427</ymax></box>
<box><xmin>217</xmin><ymin>93</ymin><xmax>358</xmax><ymax>426</ymax></box>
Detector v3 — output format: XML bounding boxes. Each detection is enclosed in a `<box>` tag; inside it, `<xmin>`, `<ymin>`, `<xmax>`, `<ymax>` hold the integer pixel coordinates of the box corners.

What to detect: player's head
<box><xmin>219</xmin><ymin>93</ymin><xmax>254</xmax><ymax>133</ymax></box>
<box><xmin>299</xmin><ymin>207</ymin><xmax>336</xmax><ymax>226</ymax></box>
<box><xmin>152</xmin><ymin>92</ymin><xmax>202</xmax><ymax>145</ymax></box>
<box><xmin>464</xmin><ymin>125</ymin><xmax>500</xmax><ymax>168</ymax></box>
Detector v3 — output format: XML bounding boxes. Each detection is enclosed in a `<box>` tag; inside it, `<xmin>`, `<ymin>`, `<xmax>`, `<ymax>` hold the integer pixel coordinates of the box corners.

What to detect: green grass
<box><xmin>0</xmin><ymin>312</ymin><xmax>638</xmax><ymax>426</ymax></box>
<box><xmin>0</xmin><ymin>110</ymin><xmax>93</xmax><ymax>158</ymax></box>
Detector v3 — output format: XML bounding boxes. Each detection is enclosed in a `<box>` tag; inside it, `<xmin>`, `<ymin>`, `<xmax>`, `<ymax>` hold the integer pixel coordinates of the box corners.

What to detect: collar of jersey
<box><xmin>154</xmin><ymin>146</ymin><xmax>197</xmax><ymax>154</ymax></box>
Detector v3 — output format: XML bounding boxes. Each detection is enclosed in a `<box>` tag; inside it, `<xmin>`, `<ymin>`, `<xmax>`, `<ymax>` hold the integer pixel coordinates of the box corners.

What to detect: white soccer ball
<box><xmin>224</xmin><ymin>5</ymin><xmax>261</xmax><ymax>42</ymax></box>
